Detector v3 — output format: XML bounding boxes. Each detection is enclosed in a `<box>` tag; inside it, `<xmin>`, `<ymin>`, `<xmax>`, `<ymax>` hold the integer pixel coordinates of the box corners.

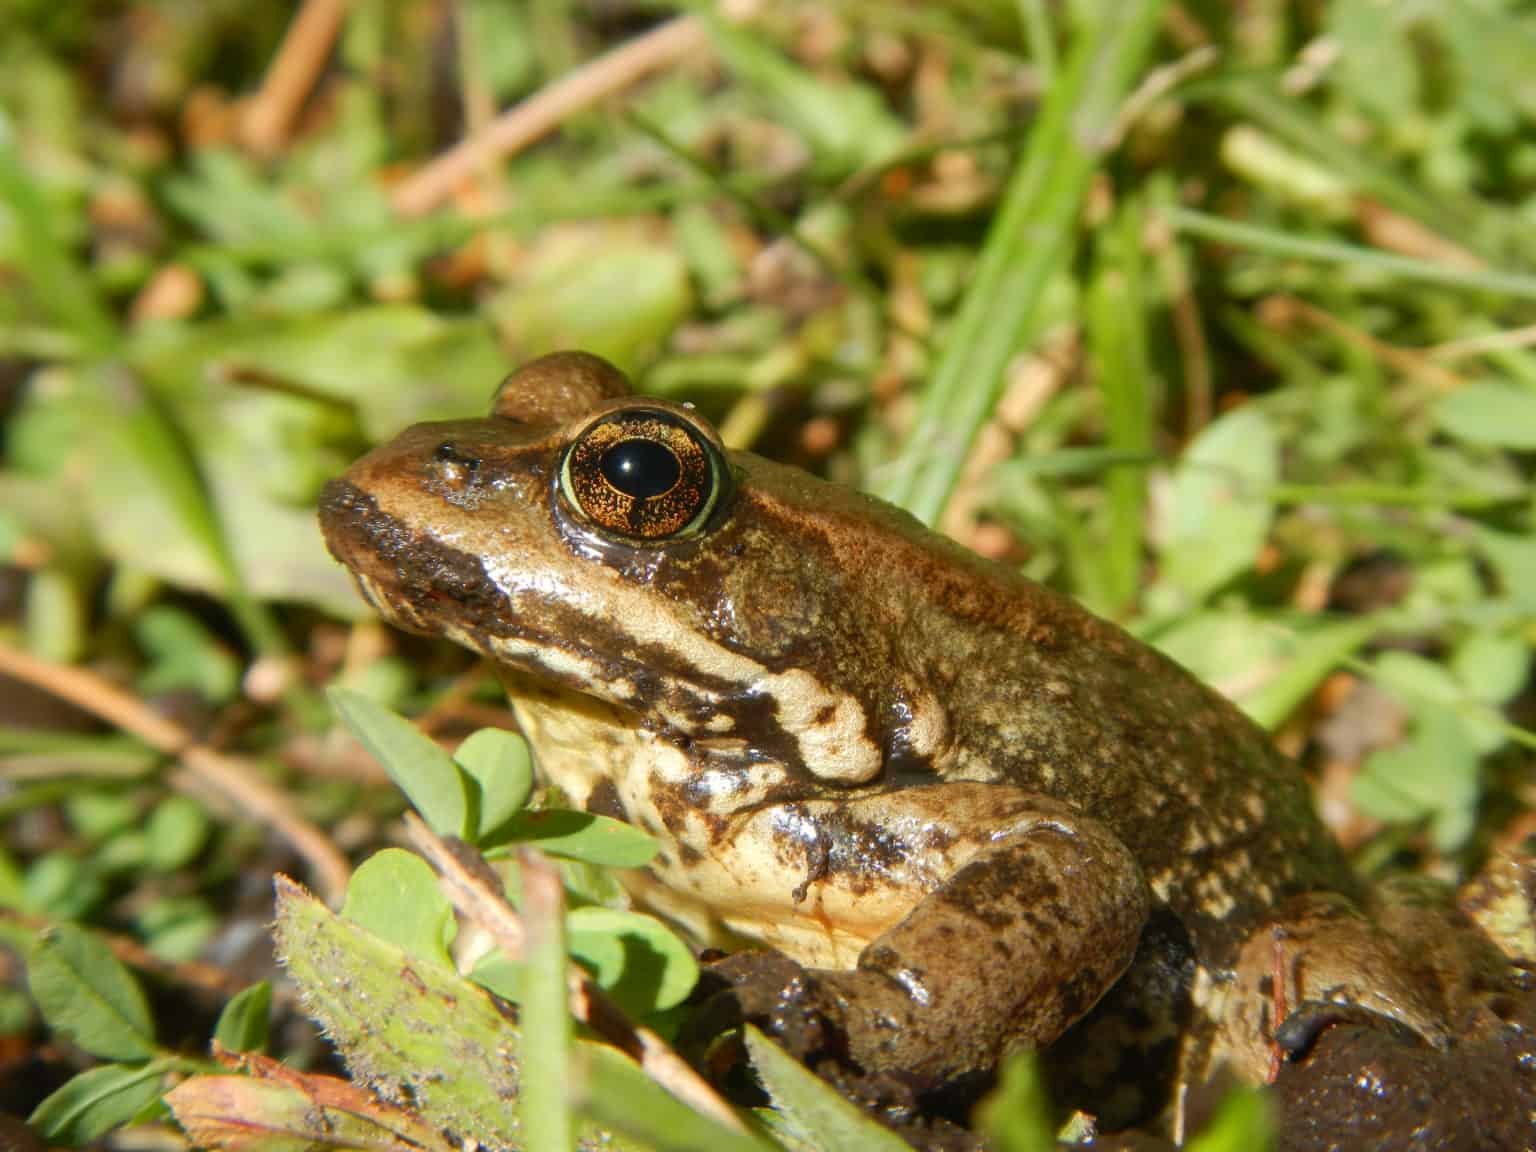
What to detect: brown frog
<box><xmin>318</xmin><ymin>351</ymin><xmax>1528</xmax><ymax>1136</ymax></box>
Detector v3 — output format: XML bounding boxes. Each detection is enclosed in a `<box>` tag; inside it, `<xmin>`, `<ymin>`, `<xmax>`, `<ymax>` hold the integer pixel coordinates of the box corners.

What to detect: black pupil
<box><xmin>599</xmin><ymin>438</ymin><xmax>681</xmax><ymax>499</ymax></box>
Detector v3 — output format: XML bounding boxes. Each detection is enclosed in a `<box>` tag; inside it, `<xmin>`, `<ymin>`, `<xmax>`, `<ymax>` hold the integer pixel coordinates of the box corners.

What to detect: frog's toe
<box><xmin>1273</xmin><ymin>999</ymin><xmax>1428</xmax><ymax>1063</ymax></box>
<box><xmin>692</xmin><ymin>949</ymin><xmax>808</xmax><ymax>1021</ymax></box>
<box><xmin>680</xmin><ymin>949</ymin><xmax>848</xmax><ymax>1076</ymax></box>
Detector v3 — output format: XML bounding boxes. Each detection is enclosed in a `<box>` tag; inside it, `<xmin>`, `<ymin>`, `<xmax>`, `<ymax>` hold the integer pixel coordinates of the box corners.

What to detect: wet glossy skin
<box><xmin>319</xmin><ymin>352</ymin><xmax>1512</xmax><ymax>1121</ymax></box>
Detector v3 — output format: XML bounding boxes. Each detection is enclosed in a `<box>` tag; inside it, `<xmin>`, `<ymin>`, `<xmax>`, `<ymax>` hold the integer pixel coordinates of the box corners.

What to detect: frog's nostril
<box><xmin>430</xmin><ymin>442</ymin><xmax>481</xmax><ymax>491</ymax></box>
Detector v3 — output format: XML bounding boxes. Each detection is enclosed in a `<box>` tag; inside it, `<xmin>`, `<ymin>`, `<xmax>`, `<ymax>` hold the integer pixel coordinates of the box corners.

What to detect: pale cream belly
<box><xmin>502</xmin><ymin>678</ymin><xmax>929</xmax><ymax>970</ymax></box>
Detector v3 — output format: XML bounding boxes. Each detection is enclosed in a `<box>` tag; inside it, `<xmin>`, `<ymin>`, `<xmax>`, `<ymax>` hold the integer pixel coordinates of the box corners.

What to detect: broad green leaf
<box><xmin>1371</xmin><ymin>651</ymin><xmax>1462</xmax><ymax>709</ymax></box>
<box><xmin>143</xmin><ymin>795</ymin><xmax>211</xmax><ymax>872</ymax></box>
<box><xmin>1185</xmin><ymin>1086</ymin><xmax>1274</xmax><ymax>1152</ymax></box>
<box><xmin>455</xmin><ymin>729</ymin><xmax>534</xmax><ymax>842</ymax></box>
<box><xmin>1353</xmin><ymin>704</ymin><xmax>1481</xmax><ymax>851</ymax></box>
<box><xmin>276</xmin><ymin>876</ymin><xmax>521</xmax><ymax>1149</ymax></box>
<box><xmin>28</xmin><ymin>924</ymin><xmax>156</xmax><ymax>1061</ymax></box>
<box><xmin>77</xmin><ymin>366</ymin><xmax>281</xmax><ymax>657</ymax></box>
<box><xmin>1478</xmin><ymin>529</ymin><xmax>1536</xmax><ymax>612</ymax></box>
<box><xmin>0</xmin><ymin>845</ymin><xmax>22</xmax><ymax>910</ymax></box>
<box><xmin>329</xmin><ymin>688</ymin><xmax>469</xmax><ymax>838</ymax></box>
<box><xmin>489</xmin><ymin>234</ymin><xmax>691</xmax><ymax>373</ymax></box>
<box><xmin>568</xmin><ymin>907</ymin><xmax>699</xmax><ymax>1017</ymax></box>
<box><xmin>1435</xmin><ymin>383</ymin><xmax>1536</xmax><ymax>450</ymax></box>
<box><xmin>469</xmin><ymin>951</ymin><xmax>525</xmax><ymax>1003</ymax></box>
<box><xmin>64</xmin><ymin>792</ymin><xmax>138</xmax><ymax>842</ymax></box>
<box><xmin>95</xmin><ymin>830</ymin><xmax>148</xmax><ymax>875</ymax></box>
<box><xmin>475</xmin><ymin>907</ymin><xmax>699</xmax><ymax>1018</ymax></box>
<box><xmin>1326</xmin><ymin>0</ymin><xmax>1420</xmax><ymax>122</ymax></box>
<box><xmin>29</xmin><ymin>1061</ymin><xmax>167</xmax><ymax>1145</ymax></box>
<box><xmin>1366</xmin><ymin>649</ymin><xmax>1507</xmax><ymax>753</ymax></box>
<box><xmin>710</xmin><ymin>22</ymin><xmax>904</xmax><ymax>177</ymax></box>
<box><xmin>268</xmin><ymin>876</ymin><xmax>662</xmax><ymax>1151</ymax></box>
<box><xmin>1440</xmin><ymin>4</ymin><xmax>1536</xmax><ymax>130</ymax></box>
<box><xmin>1238</xmin><ymin>617</ymin><xmax>1381</xmax><ymax>730</ymax></box>
<box><xmin>213</xmin><ymin>982</ymin><xmax>272</xmax><ymax>1055</ymax></box>
<box><xmin>744</xmin><ymin>1027</ymin><xmax>911</xmax><ymax>1152</ymax></box>
<box><xmin>25</xmin><ymin>565</ymin><xmax>85</xmax><ymax>664</ymax></box>
<box><xmin>485</xmin><ymin>809</ymin><xmax>659</xmax><ymax>868</ymax></box>
<box><xmin>135</xmin><ymin>606</ymin><xmax>240</xmax><ymax>704</ymax></box>
<box><xmin>137</xmin><ymin>895</ymin><xmax>217</xmax><ymax>963</ymax></box>
<box><xmin>0</xmin><ymin>983</ymin><xmax>33</xmax><ymax>1034</ymax></box>
<box><xmin>28</xmin><ymin>921</ymin><xmax>155</xmax><ymax>1062</ymax></box>
<box><xmin>1160</xmin><ymin>406</ymin><xmax>1278</xmax><ymax>603</ymax></box>
<box><xmin>0</xmin><ymin>127</ymin><xmax>117</xmax><ymax>355</ymax></box>
<box><xmin>1153</xmin><ymin>608</ymin><xmax>1285</xmax><ymax>700</ymax></box>
<box><xmin>572</xmin><ymin>1041</ymin><xmax>768</xmax><ymax>1152</ymax></box>
<box><xmin>1452</xmin><ymin>631</ymin><xmax>1530</xmax><ymax>705</ymax></box>
<box><xmin>22</xmin><ymin>853</ymin><xmax>105</xmax><ymax>921</ymax></box>
<box><xmin>975</xmin><ymin>1051</ymin><xmax>1055</xmax><ymax>1152</ymax></box>
<box><xmin>341</xmin><ymin>850</ymin><xmax>456</xmax><ymax>969</ymax></box>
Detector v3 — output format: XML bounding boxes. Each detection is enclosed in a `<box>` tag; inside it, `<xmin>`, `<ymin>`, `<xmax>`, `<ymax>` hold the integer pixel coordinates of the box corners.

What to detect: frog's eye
<box><xmin>559</xmin><ymin>407</ymin><xmax>728</xmax><ymax>541</ymax></box>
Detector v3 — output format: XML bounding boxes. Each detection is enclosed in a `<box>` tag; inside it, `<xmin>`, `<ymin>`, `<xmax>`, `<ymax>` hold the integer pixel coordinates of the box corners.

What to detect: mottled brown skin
<box><xmin>318</xmin><ymin>352</ymin><xmax>1522</xmax><ymax>1129</ymax></box>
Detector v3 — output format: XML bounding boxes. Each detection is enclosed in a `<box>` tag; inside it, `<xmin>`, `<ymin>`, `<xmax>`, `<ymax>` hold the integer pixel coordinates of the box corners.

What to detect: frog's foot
<box><xmin>1271</xmin><ymin>999</ymin><xmax>1425</xmax><ymax>1064</ymax></box>
<box><xmin>1268</xmin><ymin>966</ymin><xmax>1536</xmax><ymax>1152</ymax></box>
<box><xmin>683</xmin><ymin>950</ymin><xmax>987</xmax><ymax>1151</ymax></box>
<box><xmin>683</xmin><ymin>951</ymin><xmax>943</xmax><ymax>1086</ymax></box>
<box><xmin>683</xmin><ymin>949</ymin><xmax>847</xmax><ymax>1076</ymax></box>
<box><xmin>1223</xmin><ymin>880</ymin><xmax>1536</xmax><ymax>1082</ymax></box>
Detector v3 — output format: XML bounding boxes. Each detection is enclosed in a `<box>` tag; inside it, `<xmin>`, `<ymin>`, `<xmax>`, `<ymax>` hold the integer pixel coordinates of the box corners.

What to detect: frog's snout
<box><xmin>318</xmin><ymin>477</ymin><xmax>437</xmax><ymax>632</ymax></box>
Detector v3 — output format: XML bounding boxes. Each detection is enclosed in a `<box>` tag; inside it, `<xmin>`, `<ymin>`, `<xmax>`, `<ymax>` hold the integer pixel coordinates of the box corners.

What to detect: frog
<box><xmin>318</xmin><ymin>351</ymin><xmax>1528</xmax><ymax>1138</ymax></box>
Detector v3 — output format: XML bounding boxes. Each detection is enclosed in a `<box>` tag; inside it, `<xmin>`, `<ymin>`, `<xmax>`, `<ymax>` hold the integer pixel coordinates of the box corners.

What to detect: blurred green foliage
<box><xmin>1</xmin><ymin>0</ymin><xmax>1534</xmax><ymax>1149</ymax></box>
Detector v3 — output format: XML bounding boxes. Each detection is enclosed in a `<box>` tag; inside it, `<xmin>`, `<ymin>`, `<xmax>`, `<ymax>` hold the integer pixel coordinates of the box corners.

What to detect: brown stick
<box><xmin>402</xmin><ymin>815</ymin><xmax>745</xmax><ymax>1131</ymax></box>
<box><xmin>0</xmin><ymin>643</ymin><xmax>350</xmax><ymax>906</ymax></box>
<box><xmin>241</xmin><ymin>0</ymin><xmax>351</xmax><ymax>157</ymax></box>
<box><xmin>390</xmin><ymin>15</ymin><xmax>708</xmax><ymax>218</ymax></box>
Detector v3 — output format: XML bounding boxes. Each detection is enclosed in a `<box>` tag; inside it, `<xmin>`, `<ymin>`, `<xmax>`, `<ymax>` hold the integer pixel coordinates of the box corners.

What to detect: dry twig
<box><xmin>391</xmin><ymin>16</ymin><xmax>709</xmax><ymax>217</ymax></box>
<box><xmin>241</xmin><ymin>0</ymin><xmax>350</xmax><ymax>157</ymax></box>
<box><xmin>0</xmin><ymin>643</ymin><xmax>351</xmax><ymax>905</ymax></box>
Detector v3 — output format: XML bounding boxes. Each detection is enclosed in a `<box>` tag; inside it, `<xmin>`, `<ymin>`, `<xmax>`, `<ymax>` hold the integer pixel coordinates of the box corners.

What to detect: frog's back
<box><xmin>724</xmin><ymin>455</ymin><xmax>1354</xmax><ymax>965</ymax></box>
<box><xmin>923</xmin><ymin>568</ymin><xmax>1354</xmax><ymax>964</ymax></box>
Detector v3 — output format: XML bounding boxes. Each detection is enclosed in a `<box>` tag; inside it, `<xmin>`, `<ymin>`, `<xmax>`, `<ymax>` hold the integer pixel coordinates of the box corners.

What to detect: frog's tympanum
<box><xmin>320</xmin><ymin>352</ymin><xmax>1531</xmax><ymax>1141</ymax></box>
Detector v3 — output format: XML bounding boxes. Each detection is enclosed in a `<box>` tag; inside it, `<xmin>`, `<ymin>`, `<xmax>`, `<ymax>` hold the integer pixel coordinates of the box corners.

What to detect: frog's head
<box><xmin>320</xmin><ymin>352</ymin><xmax>947</xmax><ymax>789</ymax></box>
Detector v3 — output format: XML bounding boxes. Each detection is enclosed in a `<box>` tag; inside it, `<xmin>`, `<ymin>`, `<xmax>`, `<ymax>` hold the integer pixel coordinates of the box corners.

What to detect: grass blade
<box><xmin>876</xmin><ymin>0</ymin><xmax>1168</xmax><ymax>525</ymax></box>
<box><xmin>1086</xmin><ymin>197</ymin><xmax>1151</xmax><ymax>614</ymax></box>
<box><xmin>1168</xmin><ymin>208</ymin><xmax>1536</xmax><ymax>301</ymax></box>
<box><xmin>0</xmin><ymin>123</ymin><xmax>118</xmax><ymax>357</ymax></box>
<box><xmin>520</xmin><ymin>850</ymin><xmax>573</xmax><ymax>1152</ymax></box>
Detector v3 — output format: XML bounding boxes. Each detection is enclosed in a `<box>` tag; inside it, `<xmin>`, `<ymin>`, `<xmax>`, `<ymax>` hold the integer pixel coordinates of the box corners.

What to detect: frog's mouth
<box><xmin>319</xmin><ymin>477</ymin><xmax>742</xmax><ymax>725</ymax></box>
<box><xmin>319</xmin><ymin>479</ymin><xmax>520</xmax><ymax>646</ymax></box>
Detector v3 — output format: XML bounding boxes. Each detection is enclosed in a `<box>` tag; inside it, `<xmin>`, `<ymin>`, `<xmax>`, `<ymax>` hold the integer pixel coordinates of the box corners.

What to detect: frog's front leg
<box><xmin>694</xmin><ymin>783</ymin><xmax>1151</xmax><ymax>1085</ymax></box>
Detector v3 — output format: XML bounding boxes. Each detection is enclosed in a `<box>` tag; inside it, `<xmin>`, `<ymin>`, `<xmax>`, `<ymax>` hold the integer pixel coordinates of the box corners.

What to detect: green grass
<box><xmin>1</xmin><ymin>1</ymin><xmax>1534</xmax><ymax>1149</ymax></box>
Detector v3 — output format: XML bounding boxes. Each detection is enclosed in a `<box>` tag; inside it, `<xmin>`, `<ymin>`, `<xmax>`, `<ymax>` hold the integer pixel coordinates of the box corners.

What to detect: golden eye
<box><xmin>559</xmin><ymin>407</ymin><xmax>727</xmax><ymax>541</ymax></box>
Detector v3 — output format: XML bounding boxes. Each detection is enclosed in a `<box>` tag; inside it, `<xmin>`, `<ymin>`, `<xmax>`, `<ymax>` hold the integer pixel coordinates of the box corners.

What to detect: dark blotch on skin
<box><xmin>585</xmin><ymin>777</ymin><xmax>626</xmax><ymax>822</ymax></box>
<box><xmin>940</xmin><ymin>851</ymin><xmax>1059</xmax><ymax>932</ymax></box>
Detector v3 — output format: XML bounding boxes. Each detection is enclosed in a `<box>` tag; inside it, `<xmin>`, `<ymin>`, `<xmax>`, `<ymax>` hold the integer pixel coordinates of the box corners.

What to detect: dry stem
<box><xmin>0</xmin><ymin>643</ymin><xmax>350</xmax><ymax>905</ymax></box>
<box><xmin>241</xmin><ymin>0</ymin><xmax>350</xmax><ymax>156</ymax></box>
<box><xmin>391</xmin><ymin>16</ymin><xmax>708</xmax><ymax>217</ymax></box>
